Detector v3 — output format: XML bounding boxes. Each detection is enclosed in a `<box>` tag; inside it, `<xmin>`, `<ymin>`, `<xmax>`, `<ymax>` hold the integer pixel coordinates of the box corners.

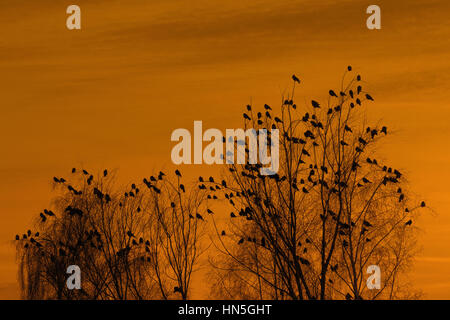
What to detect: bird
<box><xmin>247</xmin><ymin>105</ymin><xmax>252</xmax><ymax>111</ymax></box>
<box><xmin>292</xmin><ymin>74</ymin><xmax>300</xmax><ymax>83</ymax></box>
<box><xmin>405</xmin><ymin>220</ymin><xmax>412</xmax><ymax>226</ymax></box>
<box><xmin>399</xmin><ymin>194</ymin><xmax>405</xmax><ymax>202</ymax></box>
<box><xmin>103</xmin><ymin>169</ymin><xmax>108</xmax><ymax>177</ymax></box>
<box><xmin>238</xmin><ymin>238</ymin><xmax>244</xmax><ymax>245</ymax></box>
<box><xmin>362</xmin><ymin>177</ymin><xmax>371</xmax><ymax>184</ymax></box>
<box><xmin>180</xmin><ymin>184</ymin><xmax>185</xmax><ymax>193</ymax></box>
<box><xmin>264</xmin><ymin>104</ymin><xmax>272</xmax><ymax>110</ymax></box>
<box><xmin>221</xmin><ymin>230</ymin><xmax>226</xmax><ymax>236</ymax></box>
<box><xmin>363</xmin><ymin>220</ymin><xmax>373</xmax><ymax>227</ymax></box>
<box><xmin>365</xmin><ymin>94</ymin><xmax>374</xmax><ymax>101</ymax></box>
<box><xmin>230</xmin><ymin>212</ymin><xmax>236</xmax><ymax>218</ymax></box>
<box><xmin>243</xmin><ymin>113</ymin><xmax>251</xmax><ymax>120</ymax></box>
<box><xmin>344</xmin><ymin>125</ymin><xmax>352</xmax><ymax>132</ymax></box>
<box><xmin>329</xmin><ymin>90</ymin><xmax>338</xmax><ymax>97</ymax></box>
<box><xmin>174</xmin><ymin>286</ymin><xmax>181</xmax><ymax>293</ymax></box>
<box><xmin>207</xmin><ymin>209</ymin><xmax>214</xmax><ymax>214</ymax></box>
<box><xmin>15</xmin><ymin>235</ymin><xmax>19</xmax><ymax>241</ymax></box>
<box><xmin>196</xmin><ymin>213</ymin><xmax>204</xmax><ymax>220</ymax></box>
<box><xmin>126</xmin><ymin>231</ymin><xmax>135</xmax><ymax>238</ymax></box>
<box><xmin>421</xmin><ymin>201</ymin><xmax>426</xmax><ymax>207</ymax></box>
<box><xmin>347</xmin><ymin>65</ymin><xmax>352</xmax><ymax>71</ymax></box>
<box><xmin>71</xmin><ymin>168</ymin><xmax>76</xmax><ymax>173</ymax></box>
<box><xmin>381</xmin><ymin>126</ymin><xmax>387</xmax><ymax>135</ymax></box>
<box><xmin>311</xmin><ymin>100</ymin><xmax>320</xmax><ymax>109</ymax></box>
<box><xmin>175</xmin><ymin>169</ymin><xmax>181</xmax><ymax>177</ymax></box>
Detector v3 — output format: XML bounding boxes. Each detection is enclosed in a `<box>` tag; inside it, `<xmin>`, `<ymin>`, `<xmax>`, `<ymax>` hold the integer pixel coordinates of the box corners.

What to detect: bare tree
<box><xmin>207</xmin><ymin>68</ymin><xmax>427</xmax><ymax>300</ymax></box>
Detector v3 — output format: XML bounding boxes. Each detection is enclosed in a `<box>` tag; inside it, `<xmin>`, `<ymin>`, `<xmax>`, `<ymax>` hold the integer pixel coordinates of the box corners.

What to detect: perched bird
<box><xmin>196</xmin><ymin>213</ymin><xmax>204</xmax><ymax>220</ymax></box>
<box><xmin>221</xmin><ymin>230</ymin><xmax>226</xmax><ymax>236</ymax></box>
<box><xmin>347</xmin><ymin>65</ymin><xmax>352</xmax><ymax>71</ymax></box>
<box><xmin>421</xmin><ymin>201</ymin><xmax>426</xmax><ymax>207</ymax></box>
<box><xmin>71</xmin><ymin>168</ymin><xmax>76</xmax><ymax>173</ymax></box>
<box><xmin>175</xmin><ymin>170</ymin><xmax>181</xmax><ymax>177</ymax></box>
<box><xmin>103</xmin><ymin>169</ymin><xmax>108</xmax><ymax>177</ymax></box>
<box><xmin>405</xmin><ymin>220</ymin><xmax>412</xmax><ymax>226</ymax></box>
<box><xmin>329</xmin><ymin>90</ymin><xmax>338</xmax><ymax>97</ymax></box>
<box><xmin>230</xmin><ymin>212</ymin><xmax>236</xmax><ymax>218</ymax></box>
<box><xmin>180</xmin><ymin>184</ymin><xmax>185</xmax><ymax>193</ymax></box>
<box><xmin>243</xmin><ymin>113</ymin><xmax>251</xmax><ymax>120</ymax></box>
<box><xmin>264</xmin><ymin>104</ymin><xmax>272</xmax><ymax>110</ymax></box>
<box><xmin>15</xmin><ymin>235</ymin><xmax>19</xmax><ymax>241</ymax></box>
<box><xmin>238</xmin><ymin>238</ymin><xmax>244</xmax><ymax>245</ymax></box>
<box><xmin>365</xmin><ymin>94</ymin><xmax>374</xmax><ymax>101</ymax></box>
<box><xmin>311</xmin><ymin>100</ymin><xmax>320</xmax><ymax>109</ymax></box>
<box><xmin>207</xmin><ymin>209</ymin><xmax>214</xmax><ymax>214</ymax></box>
<box><xmin>292</xmin><ymin>74</ymin><xmax>300</xmax><ymax>83</ymax></box>
<box><xmin>381</xmin><ymin>126</ymin><xmax>387</xmax><ymax>135</ymax></box>
<box><xmin>363</xmin><ymin>220</ymin><xmax>373</xmax><ymax>227</ymax></box>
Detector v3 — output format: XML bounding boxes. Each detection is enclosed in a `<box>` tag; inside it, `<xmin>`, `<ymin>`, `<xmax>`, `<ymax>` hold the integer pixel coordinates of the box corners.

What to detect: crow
<box><xmin>329</xmin><ymin>90</ymin><xmax>338</xmax><ymax>97</ymax></box>
<box><xmin>175</xmin><ymin>169</ymin><xmax>181</xmax><ymax>177</ymax></box>
<box><xmin>196</xmin><ymin>213</ymin><xmax>204</xmax><ymax>220</ymax></box>
<box><xmin>292</xmin><ymin>74</ymin><xmax>300</xmax><ymax>83</ymax></box>
<box><xmin>311</xmin><ymin>100</ymin><xmax>320</xmax><ymax>109</ymax></box>
<box><xmin>365</xmin><ymin>94</ymin><xmax>374</xmax><ymax>101</ymax></box>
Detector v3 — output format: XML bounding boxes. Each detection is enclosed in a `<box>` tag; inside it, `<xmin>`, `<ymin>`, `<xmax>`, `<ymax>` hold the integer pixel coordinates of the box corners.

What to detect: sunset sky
<box><xmin>1</xmin><ymin>0</ymin><xmax>450</xmax><ymax>298</ymax></box>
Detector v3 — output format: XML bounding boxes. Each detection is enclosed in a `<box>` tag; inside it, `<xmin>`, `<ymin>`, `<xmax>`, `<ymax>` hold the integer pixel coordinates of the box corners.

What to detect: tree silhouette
<box><xmin>207</xmin><ymin>67</ymin><xmax>426</xmax><ymax>300</ymax></box>
<box><xmin>14</xmin><ymin>169</ymin><xmax>206</xmax><ymax>300</ymax></box>
<box><xmin>14</xmin><ymin>67</ymin><xmax>427</xmax><ymax>300</ymax></box>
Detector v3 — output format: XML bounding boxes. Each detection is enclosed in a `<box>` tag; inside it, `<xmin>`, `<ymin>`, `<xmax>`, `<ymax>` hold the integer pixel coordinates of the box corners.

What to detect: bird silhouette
<box><xmin>72</xmin><ymin>168</ymin><xmax>76</xmax><ymax>173</ymax></box>
<box><xmin>264</xmin><ymin>104</ymin><xmax>272</xmax><ymax>110</ymax></box>
<box><xmin>180</xmin><ymin>184</ymin><xmax>185</xmax><ymax>192</ymax></box>
<box><xmin>238</xmin><ymin>238</ymin><xmax>244</xmax><ymax>245</ymax></box>
<box><xmin>292</xmin><ymin>74</ymin><xmax>300</xmax><ymax>83</ymax></box>
<box><xmin>365</xmin><ymin>94</ymin><xmax>374</xmax><ymax>101</ymax></box>
<box><xmin>196</xmin><ymin>213</ymin><xmax>204</xmax><ymax>220</ymax></box>
<box><xmin>243</xmin><ymin>113</ymin><xmax>251</xmax><ymax>120</ymax></box>
<box><xmin>311</xmin><ymin>100</ymin><xmax>320</xmax><ymax>108</ymax></box>
<box><xmin>329</xmin><ymin>90</ymin><xmax>338</xmax><ymax>97</ymax></box>
<box><xmin>175</xmin><ymin>170</ymin><xmax>181</xmax><ymax>177</ymax></box>
<box><xmin>405</xmin><ymin>220</ymin><xmax>412</xmax><ymax>226</ymax></box>
<box><xmin>103</xmin><ymin>169</ymin><xmax>108</xmax><ymax>177</ymax></box>
<box><xmin>421</xmin><ymin>201</ymin><xmax>426</xmax><ymax>207</ymax></box>
<box><xmin>221</xmin><ymin>230</ymin><xmax>226</xmax><ymax>236</ymax></box>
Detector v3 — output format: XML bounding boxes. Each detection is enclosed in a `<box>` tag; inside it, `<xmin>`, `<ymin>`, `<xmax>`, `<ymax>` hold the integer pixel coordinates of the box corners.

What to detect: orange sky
<box><xmin>1</xmin><ymin>0</ymin><xmax>450</xmax><ymax>299</ymax></box>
